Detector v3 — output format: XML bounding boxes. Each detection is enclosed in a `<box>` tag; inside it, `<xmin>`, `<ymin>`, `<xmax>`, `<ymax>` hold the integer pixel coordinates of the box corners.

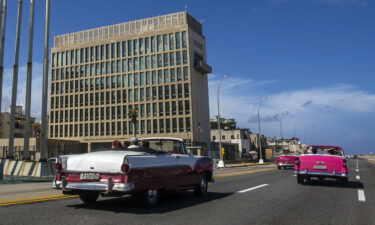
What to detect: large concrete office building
<box><xmin>49</xmin><ymin>12</ymin><xmax>212</xmax><ymax>152</ymax></box>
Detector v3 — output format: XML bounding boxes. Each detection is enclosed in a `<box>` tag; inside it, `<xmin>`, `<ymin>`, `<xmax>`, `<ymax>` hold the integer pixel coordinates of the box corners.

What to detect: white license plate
<box><xmin>314</xmin><ymin>165</ymin><xmax>327</xmax><ymax>170</ymax></box>
<box><xmin>80</xmin><ymin>173</ymin><xmax>100</xmax><ymax>180</ymax></box>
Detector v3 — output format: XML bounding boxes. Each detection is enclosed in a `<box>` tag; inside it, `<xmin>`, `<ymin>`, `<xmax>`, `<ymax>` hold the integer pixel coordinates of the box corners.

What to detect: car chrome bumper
<box><xmin>295</xmin><ymin>170</ymin><xmax>349</xmax><ymax>177</ymax></box>
<box><xmin>53</xmin><ymin>179</ymin><xmax>134</xmax><ymax>193</ymax></box>
<box><xmin>278</xmin><ymin>163</ymin><xmax>294</xmax><ymax>167</ymax></box>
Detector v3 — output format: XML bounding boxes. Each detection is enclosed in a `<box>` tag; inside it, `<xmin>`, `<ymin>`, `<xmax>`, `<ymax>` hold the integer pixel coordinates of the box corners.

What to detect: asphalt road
<box><xmin>0</xmin><ymin>158</ymin><xmax>373</xmax><ymax>225</ymax></box>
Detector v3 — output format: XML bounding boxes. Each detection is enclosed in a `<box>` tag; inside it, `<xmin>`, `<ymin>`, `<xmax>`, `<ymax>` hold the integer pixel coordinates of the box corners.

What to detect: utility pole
<box><xmin>40</xmin><ymin>0</ymin><xmax>50</xmax><ymax>162</ymax></box>
<box><xmin>0</xmin><ymin>0</ymin><xmax>7</xmax><ymax>112</ymax></box>
<box><xmin>257</xmin><ymin>97</ymin><xmax>267</xmax><ymax>164</ymax></box>
<box><xmin>23</xmin><ymin>0</ymin><xmax>35</xmax><ymax>160</ymax></box>
<box><xmin>217</xmin><ymin>73</ymin><xmax>230</xmax><ymax>168</ymax></box>
<box><xmin>8</xmin><ymin>0</ymin><xmax>23</xmax><ymax>159</ymax></box>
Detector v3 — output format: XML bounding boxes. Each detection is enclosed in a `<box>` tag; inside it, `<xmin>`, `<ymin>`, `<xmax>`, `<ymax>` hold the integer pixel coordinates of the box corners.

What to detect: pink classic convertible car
<box><xmin>294</xmin><ymin>145</ymin><xmax>349</xmax><ymax>185</ymax></box>
<box><xmin>276</xmin><ymin>155</ymin><xmax>296</xmax><ymax>169</ymax></box>
<box><xmin>53</xmin><ymin>137</ymin><xmax>214</xmax><ymax>207</ymax></box>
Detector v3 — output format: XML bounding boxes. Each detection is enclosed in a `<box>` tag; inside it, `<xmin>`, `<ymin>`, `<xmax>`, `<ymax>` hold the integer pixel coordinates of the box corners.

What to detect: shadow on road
<box><xmin>304</xmin><ymin>179</ymin><xmax>364</xmax><ymax>189</ymax></box>
<box><xmin>67</xmin><ymin>191</ymin><xmax>232</xmax><ymax>214</ymax></box>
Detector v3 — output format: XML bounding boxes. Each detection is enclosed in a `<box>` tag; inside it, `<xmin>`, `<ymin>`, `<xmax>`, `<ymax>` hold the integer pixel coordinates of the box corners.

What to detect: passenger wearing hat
<box><xmin>128</xmin><ymin>137</ymin><xmax>139</xmax><ymax>149</ymax></box>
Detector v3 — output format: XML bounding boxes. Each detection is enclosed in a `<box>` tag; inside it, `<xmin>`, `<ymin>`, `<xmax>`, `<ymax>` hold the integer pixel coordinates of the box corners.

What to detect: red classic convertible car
<box><xmin>53</xmin><ymin>137</ymin><xmax>214</xmax><ymax>207</ymax></box>
<box><xmin>276</xmin><ymin>155</ymin><xmax>297</xmax><ymax>169</ymax></box>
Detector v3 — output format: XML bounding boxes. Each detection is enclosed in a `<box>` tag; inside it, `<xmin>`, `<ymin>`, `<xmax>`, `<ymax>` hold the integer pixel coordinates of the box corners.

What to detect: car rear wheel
<box><xmin>142</xmin><ymin>189</ymin><xmax>160</xmax><ymax>208</ymax></box>
<box><xmin>194</xmin><ymin>174</ymin><xmax>208</xmax><ymax>197</ymax></box>
<box><xmin>297</xmin><ymin>175</ymin><xmax>304</xmax><ymax>184</ymax></box>
<box><xmin>79</xmin><ymin>192</ymin><xmax>99</xmax><ymax>204</ymax></box>
<box><xmin>278</xmin><ymin>165</ymin><xmax>281</xmax><ymax>170</ymax></box>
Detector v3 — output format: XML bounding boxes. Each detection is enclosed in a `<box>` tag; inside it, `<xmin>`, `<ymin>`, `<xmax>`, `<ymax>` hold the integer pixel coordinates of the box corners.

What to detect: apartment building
<box><xmin>49</xmin><ymin>12</ymin><xmax>212</xmax><ymax>152</ymax></box>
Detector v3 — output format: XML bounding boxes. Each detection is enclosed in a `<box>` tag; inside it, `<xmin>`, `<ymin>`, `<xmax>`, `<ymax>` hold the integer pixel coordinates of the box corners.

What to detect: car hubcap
<box><xmin>201</xmin><ymin>177</ymin><xmax>207</xmax><ymax>192</ymax></box>
<box><xmin>148</xmin><ymin>190</ymin><xmax>157</xmax><ymax>203</ymax></box>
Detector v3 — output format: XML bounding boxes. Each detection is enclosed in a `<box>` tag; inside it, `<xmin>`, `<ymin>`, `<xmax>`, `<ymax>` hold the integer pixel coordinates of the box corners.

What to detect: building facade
<box><xmin>211</xmin><ymin>128</ymin><xmax>252</xmax><ymax>160</ymax></box>
<box><xmin>0</xmin><ymin>106</ymin><xmax>36</xmax><ymax>139</ymax></box>
<box><xmin>49</xmin><ymin>12</ymin><xmax>211</xmax><ymax>152</ymax></box>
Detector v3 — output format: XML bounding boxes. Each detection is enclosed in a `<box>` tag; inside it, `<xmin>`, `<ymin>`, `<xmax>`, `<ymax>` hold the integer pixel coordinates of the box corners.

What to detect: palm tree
<box><xmin>34</xmin><ymin>122</ymin><xmax>41</xmax><ymax>138</ymax></box>
<box><xmin>128</xmin><ymin>107</ymin><xmax>139</xmax><ymax>137</ymax></box>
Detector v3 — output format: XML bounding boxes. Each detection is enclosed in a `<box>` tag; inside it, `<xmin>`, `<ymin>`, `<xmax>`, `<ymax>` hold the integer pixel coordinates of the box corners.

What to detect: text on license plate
<box><xmin>80</xmin><ymin>173</ymin><xmax>100</xmax><ymax>180</ymax></box>
<box><xmin>314</xmin><ymin>165</ymin><xmax>327</xmax><ymax>170</ymax></box>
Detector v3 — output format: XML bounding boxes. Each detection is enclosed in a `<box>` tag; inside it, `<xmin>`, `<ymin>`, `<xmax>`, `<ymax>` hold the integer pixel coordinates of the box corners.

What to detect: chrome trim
<box><xmin>278</xmin><ymin>163</ymin><xmax>294</xmax><ymax>166</ymax></box>
<box><xmin>295</xmin><ymin>170</ymin><xmax>349</xmax><ymax>177</ymax></box>
<box><xmin>63</xmin><ymin>182</ymin><xmax>134</xmax><ymax>192</ymax></box>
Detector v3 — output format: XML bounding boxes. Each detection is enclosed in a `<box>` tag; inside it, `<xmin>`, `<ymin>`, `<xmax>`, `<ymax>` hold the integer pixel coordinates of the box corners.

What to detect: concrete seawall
<box><xmin>0</xmin><ymin>159</ymin><xmax>55</xmax><ymax>178</ymax></box>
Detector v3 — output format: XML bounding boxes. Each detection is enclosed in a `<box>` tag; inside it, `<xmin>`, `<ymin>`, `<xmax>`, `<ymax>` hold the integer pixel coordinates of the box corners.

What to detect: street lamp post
<box><xmin>279</xmin><ymin>111</ymin><xmax>288</xmax><ymax>154</ymax></box>
<box><xmin>279</xmin><ymin>111</ymin><xmax>288</xmax><ymax>139</ymax></box>
<box><xmin>257</xmin><ymin>97</ymin><xmax>267</xmax><ymax>164</ymax></box>
<box><xmin>217</xmin><ymin>73</ymin><xmax>230</xmax><ymax>168</ymax></box>
<box><xmin>293</xmin><ymin>120</ymin><xmax>299</xmax><ymax>138</ymax></box>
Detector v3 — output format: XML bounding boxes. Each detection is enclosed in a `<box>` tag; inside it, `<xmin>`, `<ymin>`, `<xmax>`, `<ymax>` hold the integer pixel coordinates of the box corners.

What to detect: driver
<box><xmin>128</xmin><ymin>137</ymin><xmax>140</xmax><ymax>149</ymax></box>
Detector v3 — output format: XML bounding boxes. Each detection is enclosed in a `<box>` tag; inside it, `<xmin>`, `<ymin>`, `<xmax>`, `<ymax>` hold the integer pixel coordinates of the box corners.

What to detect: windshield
<box><xmin>306</xmin><ymin>147</ymin><xmax>343</xmax><ymax>156</ymax></box>
<box><xmin>140</xmin><ymin>139</ymin><xmax>185</xmax><ymax>154</ymax></box>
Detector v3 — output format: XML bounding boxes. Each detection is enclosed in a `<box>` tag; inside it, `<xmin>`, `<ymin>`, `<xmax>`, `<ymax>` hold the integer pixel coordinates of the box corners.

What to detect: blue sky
<box><xmin>1</xmin><ymin>0</ymin><xmax>374</xmax><ymax>154</ymax></box>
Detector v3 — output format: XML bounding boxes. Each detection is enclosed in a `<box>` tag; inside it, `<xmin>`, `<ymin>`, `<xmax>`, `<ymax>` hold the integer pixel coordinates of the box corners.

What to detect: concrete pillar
<box><xmin>88</xmin><ymin>142</ymin><xmax>92</xmax><ymax>153</ymax></box>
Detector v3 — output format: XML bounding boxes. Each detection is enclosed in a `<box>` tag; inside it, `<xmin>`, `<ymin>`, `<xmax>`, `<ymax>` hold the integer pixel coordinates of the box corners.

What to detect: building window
<box><xmin>185</xmin><ymin>100</ymin><xmax>190</xmax><ymax>114</ymax></box>
<box><xmin>182</xmin><ymin>31</ymin><xmax>187</xmax><ymax>48</ymax></box>
<box><xmin>186</xmin><ymin>117</ymin><xmax>191</xmax><ymax>132</ymax></box>
<box><xmin>172</xmin><ymin>118</ymin><xmax>177</xmax><ymax>132</ymax></box>
<box><xmin>175</xmin><ymin>32</ymin><xmax>181</xmax><ymax>49</ymax></box>
<box><xmin>127</xmin><ymin>40</ymin><xmax>132</xmax><ymax>56</ymax></box>
<box><xmin>159</xmin><ymin>119</ymin><xmax>164</xmax><ymax>133</ymax></box>
<box><xmin>147</xmin><ymin>120</ymin><xmax>151</xmax><ymax>134</ymax></box>
<box><xmin>169</xmin><ymin>52</ymin><xmax>175</xmax><ymax>66</ymax></box>
<box><xmin>153</xmin><ymin>119</ymin><xmax>158</xmax><ymax>133</ymax></box>
<box><xmin>151</xmin><ymin>36</ymin><xmax>156</xmax><ymax>53</ymax></box>
<box><xmin>145</xmin><ymin>37</ymin><xmax>150</xmax><ymax>54</ymax></box>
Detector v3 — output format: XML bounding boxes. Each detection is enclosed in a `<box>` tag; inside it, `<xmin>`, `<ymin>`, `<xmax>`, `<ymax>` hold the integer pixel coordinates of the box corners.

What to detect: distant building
<box><xmin>266</xmin><ymin>137</ymin><xmax>303</xmax><ymax>157</ymax></box>
<box><xmin>210</xmin><ymin>116</ymin><xmax>236</xmax><ymax>130</ymax></box>
<box><xmin>211</xmin><ymin>128</ymin><xmax>252</xmax><ymax>159</ymax></box>
<box><xmin>0</xmin><ymin>106</ymin><xmax>36</xmax><ymax>139</ymax></box>
<box><xmin>249</xmin><ymin>133</ymin><xmax>267</xmax><ymax>160</ymax></box>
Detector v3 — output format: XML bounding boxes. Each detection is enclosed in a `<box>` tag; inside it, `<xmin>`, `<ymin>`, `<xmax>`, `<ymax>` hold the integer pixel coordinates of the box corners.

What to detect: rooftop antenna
<box><xmin>200</xmin><ymin>19</ymin><xmax>205</xmax><ymax>24</ymax></box>
<box><xmin>184</xmin><ymin>5</ymin><xmax>188</xmax><ymax>12</ymax></box>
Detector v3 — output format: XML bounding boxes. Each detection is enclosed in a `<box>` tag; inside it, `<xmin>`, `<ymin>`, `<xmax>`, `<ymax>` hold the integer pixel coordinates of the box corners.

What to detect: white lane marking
<box><xmin>356</xmin><ymin>169</ymin><xmax>359</xmax><ymax>172</ymax></box>
<box><xmin>356</xmin><ymin>159</ymin><xmax>359</xmax><ymax>169</ymax></box>
<box><xmin>238</xmin><ymin>184</ymin><xmax>269</xmax><ymax>193</ymax></box>
<box><xmin>358</xmin><ymin>190</ymin><xmax>366</xmax><ymax>202</ymax></box>
<box><xmin>293</xmin><ymin>174</ymin><xmax>297</xmax><ymax>176</ymax></box>
<box><xmin>356</xmin><ymin>175</ymin><xmax>360</xmax><ymax>180</ymax></box>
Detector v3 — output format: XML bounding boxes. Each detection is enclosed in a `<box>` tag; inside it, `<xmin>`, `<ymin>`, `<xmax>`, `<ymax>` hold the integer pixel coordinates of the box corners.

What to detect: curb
<box><xmin>225</xmin><ymin>162</ymin><xmax>274</xmax><ymax>168</ymax></box>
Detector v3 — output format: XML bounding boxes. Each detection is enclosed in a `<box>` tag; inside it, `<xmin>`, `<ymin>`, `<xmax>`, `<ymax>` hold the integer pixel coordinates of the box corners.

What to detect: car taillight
<box><xmin>55</xmin><ymin>162</ymin><xmax>63</xmax><ymax>172</ymax></box>
<box><xmin>121</xmin><ymin>163</ymin><xmax>130</xmax><ymax>173</ymax></box>
<box><xmin>121</xmin><ymin>157</ymin><xmax>131</xmax><ymax>173</ymax></box>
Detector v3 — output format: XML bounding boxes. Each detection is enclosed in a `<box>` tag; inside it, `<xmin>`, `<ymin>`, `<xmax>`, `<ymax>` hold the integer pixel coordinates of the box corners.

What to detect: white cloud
<box><xmin>208</xmin><ymin>75</ymin><xmax>375</xmax><ymax>150</ymax></box>
<box><xmin>2</xmin><ymin>62</ymin><xmax>44</xmax><ymax>120</ymax></box>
